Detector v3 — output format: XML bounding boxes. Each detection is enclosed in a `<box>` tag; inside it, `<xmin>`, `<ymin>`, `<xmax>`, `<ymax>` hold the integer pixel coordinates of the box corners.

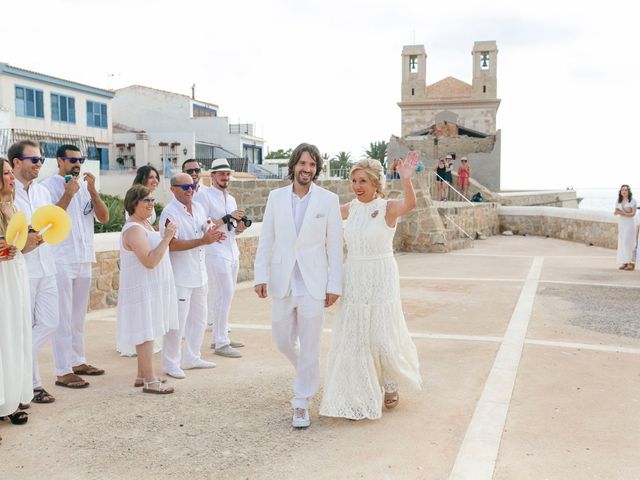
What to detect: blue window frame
<box><xmin>15</xmin><ymin>85</ymin><xmax>44</xmax><ymax>118</ymax></box>
<box><xmin>87</xmin><ymin>100</ymin><xmax>108</xmax><ymax>128</ymax></box>
<box><xmin>51</xmin><ymin>93</ymin><xmax>76</xmax><ymax>123</ymax></box>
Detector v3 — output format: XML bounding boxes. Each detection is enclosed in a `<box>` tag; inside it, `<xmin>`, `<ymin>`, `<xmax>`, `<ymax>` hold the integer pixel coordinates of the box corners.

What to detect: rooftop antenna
<box><xmin>191</xmin><ymin>83</ymin><xmax>196</xmax><ymax>100</ymax></box>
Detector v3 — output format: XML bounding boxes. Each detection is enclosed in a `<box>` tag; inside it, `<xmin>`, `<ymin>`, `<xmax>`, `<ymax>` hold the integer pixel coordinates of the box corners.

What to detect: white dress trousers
<box><xmin>206</xmin><ymin>256</ymin><xmax>239</xmax><ymax>348</ymax></box>
<box><xmin>29</xmin><ymin>275</ymin><xmax>59</xmax><ymax>388</ymax></box>
<box><xmin>271</xmin><ymin>294</ymin><xmax>325</xmax><ymax>409</ymax></box>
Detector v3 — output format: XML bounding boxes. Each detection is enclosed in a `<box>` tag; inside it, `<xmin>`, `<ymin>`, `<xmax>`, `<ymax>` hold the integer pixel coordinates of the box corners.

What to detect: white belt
<box><xmin>347</xmin><ymin>252</ymin><xmax>394</xmax><ymax>261</ymax></box>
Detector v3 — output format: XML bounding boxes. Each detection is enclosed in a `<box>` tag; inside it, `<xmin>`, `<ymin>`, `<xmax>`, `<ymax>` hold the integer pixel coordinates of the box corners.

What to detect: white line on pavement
<box><xmin>448</xmin><ymin>256</ymin><xmax>544</xmax><ymax>480</ymax></box>
<box><xmin>399</xmin><ymin>276</ymin><xmax>640</xmax><ymax>290</ymax></box>
<box><xmin>524</xmin><ymin>339</ymin><xmax>640</xmax><ymax>355</ymax></box>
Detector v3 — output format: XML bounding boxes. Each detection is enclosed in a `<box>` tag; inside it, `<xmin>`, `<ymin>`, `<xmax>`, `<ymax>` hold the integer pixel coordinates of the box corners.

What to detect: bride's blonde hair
<box><xmin>349</xmin><ymin>158</ymin><xmax>385</xmax><ymax>198</ymax></box>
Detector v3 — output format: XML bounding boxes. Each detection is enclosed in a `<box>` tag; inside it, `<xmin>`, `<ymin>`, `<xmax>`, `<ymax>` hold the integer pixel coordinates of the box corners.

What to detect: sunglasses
<box><xmin>173</xmin><ymin>183</ymin><xmax>197</xmax><ymax>191</ymax></box>
<box><xmin>18</xmin><ymin>156</ymin><xmax>46</xmax><ymax>164</ymax></box>
<box><xmin>60</xmin><ymin>156</ymin><xmax>86</xmax><ymax>164</ymax></box>
<box><xmin>141</xmin><ymin>197</ymin><xmax>155</xmax><ymax>204</ymax></box>
<box><xmin>185</xmin><ymin>168</ymin><xmax>201</xmax><ymax>175</ymax></box>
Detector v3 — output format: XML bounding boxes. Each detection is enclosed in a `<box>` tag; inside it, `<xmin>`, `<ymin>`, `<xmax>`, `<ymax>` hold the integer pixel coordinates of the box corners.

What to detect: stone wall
<box><xmin>499</xmin><ymin>206</ymin><xmax>618</xmax><ymax>249</ymax></box>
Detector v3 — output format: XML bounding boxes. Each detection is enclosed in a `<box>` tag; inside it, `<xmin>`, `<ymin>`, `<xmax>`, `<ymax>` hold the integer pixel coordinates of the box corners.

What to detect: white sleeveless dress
<box><xmin>0</xmin><ymin>252</ymin><xmax>33</xmax><ymax>416</ymax></box>
<box><xmin>320</xmin><ymin>198</ymin><xmax>422</xmax><ymax>420</ymax></box>
<box><xmin>116</xmin><ymin>222</ymin><xmax>178</xmax><ymax>346</ymax></box>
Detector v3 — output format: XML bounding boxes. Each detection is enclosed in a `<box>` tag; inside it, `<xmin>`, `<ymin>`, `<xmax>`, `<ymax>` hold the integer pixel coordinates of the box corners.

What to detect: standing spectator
<box><xmin>42</xmin><ymin>145</ymin><xmax>109</xmax><ymax>388</ymax></box>
<box><xmin>116</xmin><ymin>185</ymin><xmax>178</xmax><ymax>393</ymax></box>
<box><xmin>435</xmin><ymin>158</ymin><xmax>447</xmax><ymax>201</ymax></box>
<box><xmin>614</xmin><ymin>184</ymin><xmax>637</xmax><ymax>270</ymax></box>
<box><xmin>457</xmin><ymin>156</ymin><xmax>471</xmax><ymax>198</ymax></box>
<box><xmin>118</xmin><ymin>165</ymin><xmax>162</xmax><ymax>357</ymax></box>
<box><xmin>159</xmin><ymin>173</ymin><xmax>225</xmax><ymax>379</ymax></box>
<box><xmin>0</xmin><ymin>158</ymin><xmax>33</xmax><ymax>425</ymax></box>
<box><xmin>195</xmin><ymin>159</ymin><xmax>246</xmax><ymax>358</ymax></box>
<box><xmin>182</xmin><ymin>159</ymin><xmax>206</xmax><ymax>192</ymax></box>
<box><xmin>9</xmin><ymin>140</ymin><xmax>58</xmax><ymax>404</ymax></box>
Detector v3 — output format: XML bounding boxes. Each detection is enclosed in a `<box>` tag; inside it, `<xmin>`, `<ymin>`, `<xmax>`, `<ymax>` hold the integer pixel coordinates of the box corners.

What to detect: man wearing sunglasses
<box><xmin>182</xmin><ymin>159</ymin><xmax>206</xmax><ymax>192</ymax></box>
<box><xmin>159</xmin><ymin>173</ymin><xmax>226</xmax><ymax>378</ymax></box>
<box><xmin>9</xmin><ymin>140</ymin><xmax>58</xmax><ymax>404</ymax></box>
<box><xmin>194</xmin><ymin>158</ymin><xmax>247</xmax><ymax>358</ymax></box>
<box><xmin>42</xmin><ymin>144</ymin><xmax>109</xmax><ymax>388</ymax></box>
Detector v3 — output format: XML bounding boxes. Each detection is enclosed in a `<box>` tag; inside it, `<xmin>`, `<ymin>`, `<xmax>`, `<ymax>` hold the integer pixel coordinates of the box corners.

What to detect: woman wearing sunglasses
<box><xmin>116</xmin><ymin>184</ymin><xmax>178</xmax><ymax>394</ymax></box>
<box><xmin>0</xmin><ymin>158</ymin><xmax>39</xmax><ymax>428</ymax></box>
<box><xmin>118</xmin><ymin>165</ymin><xmax>163</xmax><ymax>357</ymax></box>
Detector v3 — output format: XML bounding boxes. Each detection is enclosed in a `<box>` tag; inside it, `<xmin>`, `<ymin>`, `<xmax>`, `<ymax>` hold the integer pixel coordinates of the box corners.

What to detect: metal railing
<box><xmin>425</xmin><ymin>170</ymin><xmax>478</xmax><ymax>242</ymax></box>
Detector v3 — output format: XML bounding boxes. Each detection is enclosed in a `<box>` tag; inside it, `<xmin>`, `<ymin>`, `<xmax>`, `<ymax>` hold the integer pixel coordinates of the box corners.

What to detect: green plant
<box><xmin>94</xmin><ymin>193</ymin><xmax>125</xmax><ymax>233</ymax></box>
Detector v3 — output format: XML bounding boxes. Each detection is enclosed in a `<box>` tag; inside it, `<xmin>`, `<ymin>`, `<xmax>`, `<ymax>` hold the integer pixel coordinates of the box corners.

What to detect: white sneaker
<box><xmin>292</xmin><ymin>408</ymin><xmax>310</xmax><ymax>428</ymax></box>
<box><xmin>165</xmin><ymin>368</ymin><xmax>186</xmax><ymax>379</ymax></box>
<box><xmin>214</xmin><ymin>345</ymin><xmax>242</xmax><ymax>358</ymax></box>
<box><xmin>230</xmin><ymin>339</ymin><xmax>245</xmax><ymax>348</ymax></box>
<box><xmin>182</xmin><ymin>359</ymin><xmax>216</xmax><ymax>369</ymax></box>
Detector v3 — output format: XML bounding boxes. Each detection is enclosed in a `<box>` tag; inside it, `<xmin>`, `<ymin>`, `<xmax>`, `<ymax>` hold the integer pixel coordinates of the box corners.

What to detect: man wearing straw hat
<box><xmin>194</xmin><ymin>158</ymin><xmax>247</xmax><ymax>358</ymax></box>
<box><xmin>42</xmin><ymin>144</ymin><xmax>109</xmax><ymax>387</ymax></box>
<box><xmin>9</xmin><ymin>140</ymin><xmax>58</xmax><ymax>403</ymax></box>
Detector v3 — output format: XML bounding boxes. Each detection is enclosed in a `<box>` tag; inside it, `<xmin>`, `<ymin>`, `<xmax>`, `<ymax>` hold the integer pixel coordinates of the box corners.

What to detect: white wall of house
<box><xmin>0</xmin><ymin>72</ymin><xmax>113</xmax><ymax>146</ymax></box>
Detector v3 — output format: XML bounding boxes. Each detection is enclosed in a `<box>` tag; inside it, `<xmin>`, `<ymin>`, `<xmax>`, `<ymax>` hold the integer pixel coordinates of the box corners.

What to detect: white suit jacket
<box><xmin>254</xmin><ymin>183</ymin><xmax>343</xmax><ymax>301</ymax></box>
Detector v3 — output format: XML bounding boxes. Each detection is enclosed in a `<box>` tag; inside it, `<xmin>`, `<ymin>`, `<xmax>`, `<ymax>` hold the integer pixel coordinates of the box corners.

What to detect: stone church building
<box><xmin>391</xmin><ymin>41</ymin><xmax>502</xmax><ymax>191</ymax></box>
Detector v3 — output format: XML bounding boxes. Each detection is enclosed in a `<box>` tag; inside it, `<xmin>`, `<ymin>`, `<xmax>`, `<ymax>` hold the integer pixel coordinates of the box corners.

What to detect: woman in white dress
<box><xmin>117</xmin><ymin>165</ymin><xmax>161</xmax><ymax>356</ymax></box>
<box><xmin>320</xmin><ymin>154</ymin><xmax>422</xmax><ymax>421</ymax></box>
<box><xmin>0</xmin><ymin>158</ymin><xmax>33</xmax><ymax>426</ymax></box>
<box><xmin>117</xmin><ymin>185</ymin><xmax>178</xmax><ymax>394</ymax></box>
<box><xmin>614</xmin><ymin>184</ymin><xmax>637</xmax><ymax>271</ymax></box>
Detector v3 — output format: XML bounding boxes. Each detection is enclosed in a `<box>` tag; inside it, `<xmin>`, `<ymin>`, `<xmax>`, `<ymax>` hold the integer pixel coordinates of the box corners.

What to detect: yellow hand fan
<box><xmin>5</xmin><ymin>211</ymin><xmax>28</xmax><ymax>250</ymax></box>
<box><xmin>31</xmin><ymin>204</ymin><xmax>71</xmax><ymax>244</ymax></box>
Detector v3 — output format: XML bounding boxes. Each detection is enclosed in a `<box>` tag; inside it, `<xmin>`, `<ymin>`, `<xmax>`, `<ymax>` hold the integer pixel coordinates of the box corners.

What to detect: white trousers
<box><xmin>272</xmin><ymin>294</ymin><xmax>325</xmax><ymax>409</ymax></box>
<box><xmin>52</xmin><ymin>263</ymin><xmax>91</xmax><ymax>376</ymax></box>
<box><xmin>206</xmin><ymin>256</ymin><xmax>238</xmax><ymax>348</ymax></box>
<box><xmin>29</xmin><ymin>275</ymin><xmax>60</xmax><ymax>388</ymax></box>
<box><xmin>162</xmin><ymin>284</ymin><xmax>208</xmax><ymax>372</ymax></box>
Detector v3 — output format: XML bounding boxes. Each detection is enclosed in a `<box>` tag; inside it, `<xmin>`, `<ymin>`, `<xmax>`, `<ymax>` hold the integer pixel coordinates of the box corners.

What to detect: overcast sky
<box><xmin>2</xmin><ymin>0</ymin><xmax>638</xmax><ymax>190</ymax></box>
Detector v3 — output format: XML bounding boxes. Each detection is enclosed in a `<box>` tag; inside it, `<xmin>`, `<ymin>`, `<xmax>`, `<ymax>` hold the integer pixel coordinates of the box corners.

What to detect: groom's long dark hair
<box><xmin>287</xmin><ymin>143</ymin><xmax>323</xmax><ymax>181</ymax></box>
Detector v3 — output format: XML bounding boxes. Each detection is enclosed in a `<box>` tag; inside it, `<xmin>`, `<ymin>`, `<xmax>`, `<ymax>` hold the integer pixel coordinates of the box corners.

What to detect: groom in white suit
<box><xmin>254</xmin><ymin>143</ymin><xmax>343</xmax><ymax>428</ymax></box>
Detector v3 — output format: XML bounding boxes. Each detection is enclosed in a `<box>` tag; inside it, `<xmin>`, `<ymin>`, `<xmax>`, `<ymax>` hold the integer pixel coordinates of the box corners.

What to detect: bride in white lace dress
<box><xmin>320</xmin><ymin>154</ymin><xmax>422</xmax><ymax>420</ymax></box>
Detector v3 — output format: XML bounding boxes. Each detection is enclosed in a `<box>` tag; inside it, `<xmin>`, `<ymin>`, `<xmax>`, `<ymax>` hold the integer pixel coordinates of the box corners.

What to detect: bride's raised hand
<box><xmin>397</xmin><ymin>151</ymin><xmax>419</xmax><ymax>179</ymax></box>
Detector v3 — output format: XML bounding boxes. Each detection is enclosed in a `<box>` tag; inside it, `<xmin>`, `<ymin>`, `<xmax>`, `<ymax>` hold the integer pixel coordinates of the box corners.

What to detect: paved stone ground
<box><xmin>1</xmin><ymin>236</ymin><xmax>639</xmax><ymax>479</ymax></box>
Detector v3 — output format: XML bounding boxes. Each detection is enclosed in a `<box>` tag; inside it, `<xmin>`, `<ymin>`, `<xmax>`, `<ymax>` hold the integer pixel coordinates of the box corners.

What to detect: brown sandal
<box><xmin>32</xmin><ymin>388</ymin><xmax>55</xmax><ymax>403</ymax></box>
<box><xmin>55</xmin><ymin>373</ymin><xmax>90</xmax><ymax>389</ymax></box>
<box><xmin>625</xmin><ymin>263</ymin><xmax>635</xmax><ymax>271</ymax></box>
<box><xmin>73</xmin><ymin>364</ymin><xmax>105</xmax><ymax>376</ymax></box>
<box><xmin>384</xmin><ymin>391</ymin><xmax>399</xmax><ymax>409</ymax></box>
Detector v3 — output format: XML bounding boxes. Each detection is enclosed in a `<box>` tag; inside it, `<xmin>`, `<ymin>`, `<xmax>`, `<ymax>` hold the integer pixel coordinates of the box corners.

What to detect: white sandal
<box><xmin>142</xmin><ymin>380</ymin><xmax>174</xmax><ymax>394</ymax></box>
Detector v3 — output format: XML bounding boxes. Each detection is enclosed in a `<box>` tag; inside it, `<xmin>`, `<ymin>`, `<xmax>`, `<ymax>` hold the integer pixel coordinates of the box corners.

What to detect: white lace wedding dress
<box><xmin>320</xmin><ymin>198</ymin><xmax>422</xmax><ymax>420</ymax></box>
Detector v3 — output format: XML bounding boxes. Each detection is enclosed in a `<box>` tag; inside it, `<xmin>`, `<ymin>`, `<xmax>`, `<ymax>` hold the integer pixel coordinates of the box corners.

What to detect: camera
<box><xmin>221</xmin><ymin>214</ymin><xmax>252</xmax><ymax>231</ymax></box>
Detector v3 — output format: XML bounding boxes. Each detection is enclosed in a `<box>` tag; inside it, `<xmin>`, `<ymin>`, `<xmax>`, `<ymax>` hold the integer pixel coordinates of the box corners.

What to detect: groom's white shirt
<box><xmin>254</xmin><ymin>182</ymin><xmax>343</xmax><ymax>300</ymax></box>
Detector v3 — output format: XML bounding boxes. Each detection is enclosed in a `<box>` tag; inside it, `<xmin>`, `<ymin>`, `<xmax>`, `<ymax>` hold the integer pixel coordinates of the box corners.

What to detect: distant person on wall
<box><xmin>614</xmin><ymin>184</ymin><xmax>637</xmax><ymax>271</ymax></box>
<box><xmin>435</xmin><ymin>157</ymin><xmax>448</xmax><ymax>201</ymax></box>
<box><xmin>457</xmin><ymin>156</ymin><xmax>471</xmax><ymax>198</ymax></box>
<box><xmin>42</xmin><ymin>144</ymin><xmax>110</xmax><ymax>387</ymax></box>
<box><xmin>182</xmin><ymin>159</ymin><xmax>206</xmax><ymax>192</ymax></box>
<box><xmin>194</xmin><ymin>159</ymin><xmax>247</xmax><ymax>358</ymax></box>
<box><xmin>159</xmin><ymin>173</ymin><xmax>225</xmax><ymax>379</ymax></box>
<box><xmin>387</xmin><ymin>159</ymin><xmax>400</xmax><ymax>180</ymax></box>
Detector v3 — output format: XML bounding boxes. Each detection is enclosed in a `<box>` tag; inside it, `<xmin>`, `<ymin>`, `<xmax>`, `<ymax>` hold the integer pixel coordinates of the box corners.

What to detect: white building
<box><xmin>111</xmin><ymin>85</ymin><xmax>265</xmax><ymax>173</ymax></box>
<box><xmin>0</xmin><ymin>62</ymin><xmax>113</xmax><ymax>178</ymax></box>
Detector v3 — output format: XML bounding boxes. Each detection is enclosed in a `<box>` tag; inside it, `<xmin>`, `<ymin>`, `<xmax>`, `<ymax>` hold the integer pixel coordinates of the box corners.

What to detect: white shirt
<box><xmin>159</xmin><ymin>198</ymin><xmax>208</xmax><ymax>288</ymax></box>
<box><xmin>13</xmin><ymin>177</ymin><xmax>56</xmax><ymax>278</ymax></box>
<box><xmin>41</xmin><ymin>175</ymin><xmax>96</xmax><ymax>265</ymax></box>
<box><xmin>194</xmin><ymin>186</ymin><xmax>240</xmax><ymax>261</ymax></box>
<box><xmin>290</xmin><ymin>186</ymin><xmax>312</xmax><ymax>297</ymax></box>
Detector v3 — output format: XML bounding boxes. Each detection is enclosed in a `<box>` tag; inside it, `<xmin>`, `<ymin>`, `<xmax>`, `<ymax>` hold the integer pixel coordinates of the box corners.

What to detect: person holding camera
<box><xmin>194</xmin><ymin>158</ymin><xmax>249</xmax><ymax>358</ymax></box>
